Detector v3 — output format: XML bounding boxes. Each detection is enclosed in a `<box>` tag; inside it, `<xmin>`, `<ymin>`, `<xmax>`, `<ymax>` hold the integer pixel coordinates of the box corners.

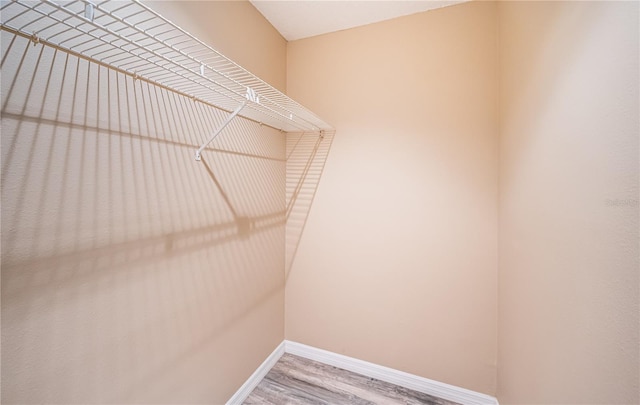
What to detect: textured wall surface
<box><xmin>497</xmin><ymin>2</ymin><xmax>639</xmax><ymax>404</ymax></box>
<box><xmin>285</xmin><ymin>1</ymin><xmax>499</xmax><ymax>395</ymax></box>
<box><xmin>3</xmin><ymin>1</ymin><xmax>638</xmax><ymax>403</ymax></box>
<box><xmin>1</xmin><ymin>1</ymin><xmax>287</xmax><ymax>403</ymax></box>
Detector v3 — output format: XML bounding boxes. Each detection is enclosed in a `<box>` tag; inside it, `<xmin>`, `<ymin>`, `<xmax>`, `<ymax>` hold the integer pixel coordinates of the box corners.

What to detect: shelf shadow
<box><xmin>285</xmin><ymin>130</ymin><xmax>336</xmax><ymax>275</ymax></box>
<box><xmin>1</xmin><ymin>30</ymin><xmax>287</xmax><ymax>403</ymax></box>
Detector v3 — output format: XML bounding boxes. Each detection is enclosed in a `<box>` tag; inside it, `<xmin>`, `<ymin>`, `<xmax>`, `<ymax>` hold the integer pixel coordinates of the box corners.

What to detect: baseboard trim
<box><xmin>284</xmin><ymin>340</ymin><xmax>498</xmax><ymax>405</ymax></box>
<box><xmin>225</xmin><ymin>341</ymin><xmax>285</xmax><ymax>405</ymax></box>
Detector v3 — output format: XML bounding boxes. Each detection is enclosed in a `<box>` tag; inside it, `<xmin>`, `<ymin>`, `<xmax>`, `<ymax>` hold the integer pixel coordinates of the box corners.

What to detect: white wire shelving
<box><xmin>0</xmin><ymin>0</ymin><xmax>333</xmax><ymax>160</ymax></box>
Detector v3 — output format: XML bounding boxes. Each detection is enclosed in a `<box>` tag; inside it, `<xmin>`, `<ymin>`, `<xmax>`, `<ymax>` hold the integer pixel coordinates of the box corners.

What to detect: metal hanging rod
<box><xmin>0</xmin><ymin>0</ymin><xmax>333</xmax><ymax>139</ymax></box>
<box><xmin>2</xmin><ymin>25</ymin><xmax>281</xmax><ymax>135</ymax></box>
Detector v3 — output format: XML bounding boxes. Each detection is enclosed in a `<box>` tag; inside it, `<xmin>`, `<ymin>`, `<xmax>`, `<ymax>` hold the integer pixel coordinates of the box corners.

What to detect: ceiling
<box><xmin>250</xmin><ymin>1</ymin><xmax>467</xmax><ymax>41</ymax></box>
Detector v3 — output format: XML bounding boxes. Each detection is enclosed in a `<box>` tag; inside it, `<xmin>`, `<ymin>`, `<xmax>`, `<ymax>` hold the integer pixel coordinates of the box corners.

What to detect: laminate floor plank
<box><xmin>244</xmin><ymin>354</ymin><xmax>461</xmax><ymax>405</ymax></box>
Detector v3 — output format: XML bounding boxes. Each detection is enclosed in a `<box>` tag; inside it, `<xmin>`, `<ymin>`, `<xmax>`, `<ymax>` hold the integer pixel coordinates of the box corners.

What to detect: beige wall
<box><xmin>0</xmin><ymin>2</ymin><xmax>287</xmax><ymax>403</ymax></box>
<box><xmin>497</xmin><ymin>2</ymin><xmax>639</xmax><ymax>404</ymax></box>
<box><xmin>285</xmin><ymin>1</ymin><xmax>499</xmax><ymax>395</ymax></box>
<box><xmin>3</xmin><ymin>1</ymin><xmax>637</xmax><ymax>403</ymax></box>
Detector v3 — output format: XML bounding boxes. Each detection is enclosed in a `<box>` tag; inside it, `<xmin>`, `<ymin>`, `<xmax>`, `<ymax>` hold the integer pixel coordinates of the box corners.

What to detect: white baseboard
<box><xmin>284</xmin><ymin>340</ymin><xmax>498</xmax><ymax>405</ymax></box>
<box><xmin>225</xmin><ymin>341</ymin><xmax>285</xmax><ymax>405</ymax></box>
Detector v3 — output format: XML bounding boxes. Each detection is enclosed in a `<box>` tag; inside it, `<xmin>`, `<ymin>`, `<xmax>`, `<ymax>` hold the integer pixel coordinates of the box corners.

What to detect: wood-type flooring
<box><xmin>244</xmin><ymin>353</ymin><xmax>461</xmax><ymax>405</ymax></box>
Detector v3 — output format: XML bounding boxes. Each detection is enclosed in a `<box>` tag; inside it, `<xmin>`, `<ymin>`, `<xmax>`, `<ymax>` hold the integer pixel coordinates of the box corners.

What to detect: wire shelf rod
<box><xmin>22</xmin><ymin>1</ymin><xmax>303</xmax><ymax>129</ymax></box>
<box><xmin>0</xmin><ymin>0</ymin><xmax>333</xmax><ymax>133</ymax></box>
<box><xmin>0</xmin><ymin>25</ymin><xmax>285</xmax><ymax>134</ymax></box>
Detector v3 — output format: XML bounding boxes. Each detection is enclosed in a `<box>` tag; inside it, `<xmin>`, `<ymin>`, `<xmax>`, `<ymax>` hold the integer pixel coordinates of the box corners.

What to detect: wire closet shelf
<box><xmin>1</xmin><ymin>0</ymin><xmax>333</xmax><ymax>158</ymax></box>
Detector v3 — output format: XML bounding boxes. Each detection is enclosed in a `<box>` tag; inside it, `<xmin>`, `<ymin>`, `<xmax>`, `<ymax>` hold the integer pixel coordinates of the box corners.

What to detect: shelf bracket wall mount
<box><xmin>195</xmin><ymin>87</ymin><xmax>259</xmax><ymax>161</ymax></box>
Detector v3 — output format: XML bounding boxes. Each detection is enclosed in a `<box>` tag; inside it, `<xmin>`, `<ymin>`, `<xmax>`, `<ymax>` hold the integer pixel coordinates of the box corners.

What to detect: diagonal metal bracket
<box><xmin>195</xmin><ymin>87</ymin><xmax>259</xmax><ymax>161</ymax></box>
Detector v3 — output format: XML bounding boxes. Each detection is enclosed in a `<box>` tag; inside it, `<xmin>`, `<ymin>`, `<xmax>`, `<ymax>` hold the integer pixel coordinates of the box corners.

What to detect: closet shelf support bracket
<box><xmin>195</xmin><ymin>87</ymin><xmax>258</xmax><ymax>161</ymax></box>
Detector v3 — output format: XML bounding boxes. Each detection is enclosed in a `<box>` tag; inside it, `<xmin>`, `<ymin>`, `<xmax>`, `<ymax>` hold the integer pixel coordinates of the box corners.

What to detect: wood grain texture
<box><xmin>244</xmin><ymin>354</ymin><xmax>461</xmax><ymax>405</ymax></box>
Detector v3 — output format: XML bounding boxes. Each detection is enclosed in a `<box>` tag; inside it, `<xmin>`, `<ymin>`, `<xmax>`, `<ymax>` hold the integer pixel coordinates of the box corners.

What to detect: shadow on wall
<box><xmin>285</xmin><ymin>130</ymin><xmax>336</xmax><ymax>275</ymax></box>
<box><xmin>0</xmin><ymin>31</ymin><xmax>299</xmax><ymax>404</ymax></box>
